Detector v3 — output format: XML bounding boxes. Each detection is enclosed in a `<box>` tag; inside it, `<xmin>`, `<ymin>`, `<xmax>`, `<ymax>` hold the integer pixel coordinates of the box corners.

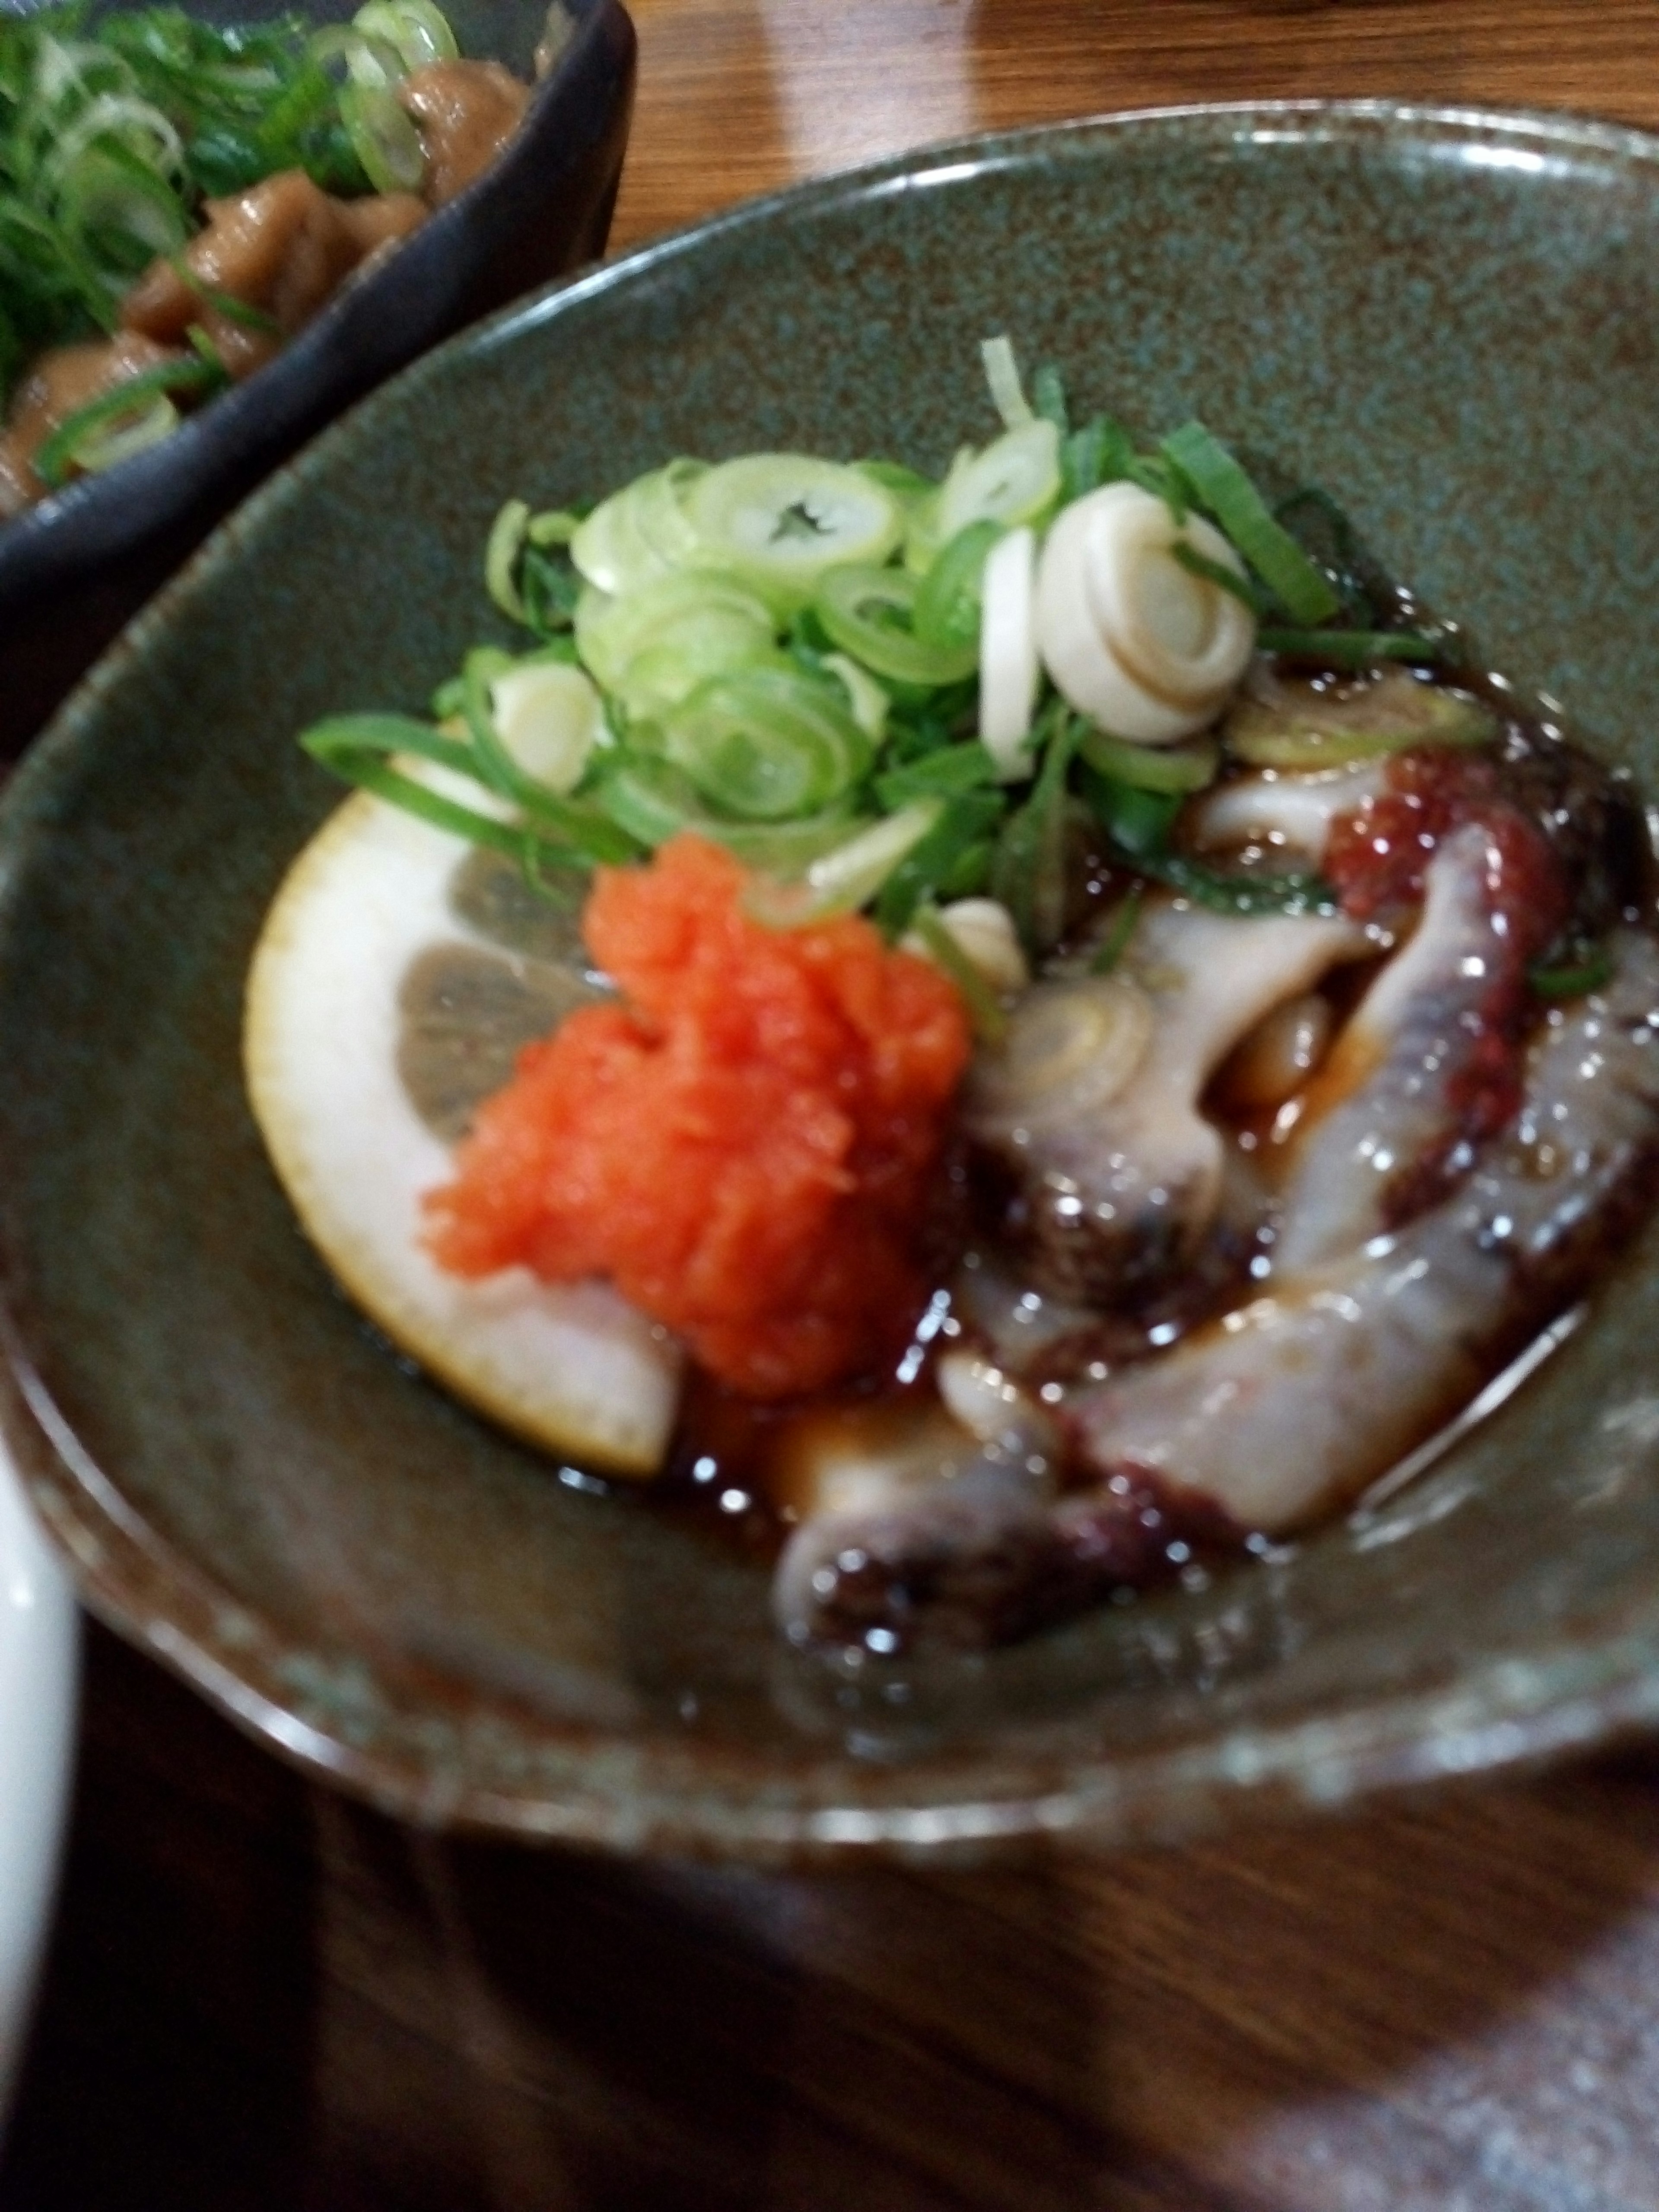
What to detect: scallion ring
<box><xmin>814</xmin><ymin>565</ymin><xmax>979</xmax><ymax>687</ymax></box>
<box><xmin>660</xmin><ymin>664</ymin><xmax>873</xmax><ymax>821</ymax></box>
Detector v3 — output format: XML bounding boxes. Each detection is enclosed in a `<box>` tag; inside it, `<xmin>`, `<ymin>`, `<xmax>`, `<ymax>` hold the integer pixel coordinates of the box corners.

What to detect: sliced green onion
<box><xmin>1161</xmin><ymin>420</ymin><xmax>1342</xmax><ymax>626</ymax></box>
<box><xmin>1061</xmin><ymin>415</ymin><xmax>1136</xmax><ymax>505</ymax></box>
<box><xmin>488</xmin><ymin>657</ymin><xmax>603</xmax><ymax>794</ymax></box>
<box><xmin>1030</xmin><ymin>362</ymin><xmax>1068</xmax><ymax>435</ymax></box>
<box><xmin>854</xmin><ymin>458</ymin><xmax>937</xmax><ymax>505</ymax></box>
<box><xmin>1529</xmin><ymin>945</ymin><xmax>1615</xmax><ymax>998</ymax></box>
<box><xmin>683</xmin><ymin>454</ymin><xmax>903</xmax><ymax>611</ymax></box>
<box><xmin>352</xmin><ymin>0</ymin><xmax>458</xmax><ymax>71</ymax></box>
<box><xmin>528</xmin><ymin>508</ymin><xmax>582</xmax><ymax>547</ymax></box>
<box><xmin>992</xmin><ymin>708</ymin><xmax>1081</xmax><ymax>955</ymax></box>
<box><xmin>300</xmin><ymin>713</ymin><xmax>604</xmax><ymax>877</ymax></box>
<box><xmin>338</xmin><ymin>75</ymin><xmax>423</xmax><ymax>191</ymax></box>
<box><xmin>874</xmin><ymin>741</ymin><xmax>998</xmax><ymax>810</ymax></box>
<box><xmin>596</xmin><ymin>753</ymin><xmax>863</xmax><ymax>872</ymax></box>
<box><xmin>913</xmin><ymin>518</ymin><xmax>1001</xmax><ymax>650</ymax></box>
<box><xmin>874</xmin><ymin>791</ymin><xmax>1005</xmax><ymax>938</ymax></box>
<box><xmin>33</xmin><ymin>353</ymin><xmax>221</xmax><ymax>488</ymax></box>
<box><xmin>1133</xmin><ymin>850</ymin><xmax>1338</xmax><ymax>918</ymax></box>
<box><xmin>571</xmin><ymin>465</ymin><xmax>686</xmax><ymax>594</ymax></box>
<box><xmin>1090</xmin><ymin>887</ymin><xmax>1143</xmax><ymax>975</ymax></box>
<box><xmin>485</xmin><ymin>498</ymin><xmax>532</xmax><ymax>622</ymax></box>
<box><xmin>67</xmin><ymin>388</ymin><xmax>178</xmax><ymax>471</ymax></box>
<box><xmin>458</xmin><ymin>652</ymin><xmax>639</xmax><ymax>861</ymax></box>
<box><xmin>937</xmin><ymin>418</ymin><xmax>1061</xmax><ymax>541</ymax></box>
<box><xmin>167</xmin><ymin>254</ymin><xmax>280</xmax><ymax>331</ymax></box>
<box><xmin>818</xmin><ymin>651</ymin><xmax>889</xmax><ymax>740</ymax></box>
<box><xmin>1223</xmin><ymin>669</ymin><xmax>1495</xmax><ymax>768</ymax></box>
<box><xmin>744</xmin><ymin>801</ymin><xmax>944</xmax><ymax>926</ymax></box>
<box><xmin>909</xmin><ymin>904</ymin><xmax>1008</xmax><ymax>1044</ymax></box>
<box><xmin>1257</xmin><ymin>626</ymin><xmax>1451</xmax><ymax>667</ymax></box>
<box><xmin>1170</xmin><ymin>539</ymin><xmax>1265</xmax><ymax>614</ymax></box>
<box><xmin>660</xmin><ymin>664</ymin><xmax>872</xmax><ymax>821</ymax></box>
<box><xmin>1081</xmin><ymin>770</ymin><xmax>1182</xmax><ymax>860</ymax></box>
<box><xmin>814</xmin><ymin>565</ymin><xmax>979</xmax><ymax>687</ymax></box>
<box><xmin>1077</xmin><ymin>727</ymin><xmax>1219</xmax><ymax>796</ymax></box>
<box><xmin>981</xmin><ymin>334</ymin><xmax>1033</xmax><ymax>431</ymax></box>
<box><xmin>1076</xmin><ymin>766</ymin><xmax>1332</xmax><ymax>912</ymax></box>
<box><xmin>575</xmin><ymin>569</ymin><xmax>780</xmax><ymax>709</ymax></box>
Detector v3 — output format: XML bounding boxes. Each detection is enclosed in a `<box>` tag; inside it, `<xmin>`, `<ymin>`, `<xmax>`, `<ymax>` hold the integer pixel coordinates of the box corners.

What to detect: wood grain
<box><xmin>612</xmin><ymin>0</ymin><xmax>1659</xmax><ymax>251</ymax></box>
<box><xmin>10</xmin><ymin>6</ymin><xmax>1659</xmax><ymax>2206</ymax></box>
<box><xmin>6</xmin><ymin>1624</ymin><xmax>1659</xmax><ymax>2208</ymax></box>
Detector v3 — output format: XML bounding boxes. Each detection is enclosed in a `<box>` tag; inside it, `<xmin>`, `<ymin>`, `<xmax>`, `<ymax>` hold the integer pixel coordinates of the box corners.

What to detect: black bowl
<box><xmin>0</xmin><ymin>0</ymin><xmax>635</xmax><ymax>754</ymax></box>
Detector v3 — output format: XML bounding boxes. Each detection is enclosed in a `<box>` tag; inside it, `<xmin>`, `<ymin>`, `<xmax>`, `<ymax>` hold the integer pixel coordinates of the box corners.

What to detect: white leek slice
<box><xmin>744</xmin><ymin>801</ymin><xmax>942</xmax><ymax>926</ymax></box>
<box><xmin>977</xmin><ymin>524</ymin><xmax>1039</xmax><ymax>780</ymax></box>
<box><xmin>820</xmin><ymin>651</ymin><xmax>889</xmax><ymax>741</ymax></box>
<box><xmin>980</xmin><ymin>334</ymin><xmax>1034</xmax><ymax>430</ymax></box>
<box><xmin>1036</xmin><ymin>482</ymin><xmax>1256</xmax><ymax>744</ymax></box>
<box><xmin>902</xmin><ymin>897</ymin><xmax>1028</xmax><ymax>994</ymax></box>
<box><xmin>937</xmin><ymin>420</ymin><xmax>1061</xmax><ymax>541</ymax></box>
<box><xmin>571</xmin><ymin>469</ymin><xmax>678</xmax><ymax>595</ymax></box>
<box><xmin>487</xmin><ymin>661</ymin><xmax>603</xmax><ymax>795</ymax></box>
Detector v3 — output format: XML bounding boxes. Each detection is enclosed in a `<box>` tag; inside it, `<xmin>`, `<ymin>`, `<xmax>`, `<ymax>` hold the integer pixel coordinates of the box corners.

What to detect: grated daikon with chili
<box><xmin>425</xmin><ymin>834</ymin><xmax>972</xmax><ymax>1399</ymax></box>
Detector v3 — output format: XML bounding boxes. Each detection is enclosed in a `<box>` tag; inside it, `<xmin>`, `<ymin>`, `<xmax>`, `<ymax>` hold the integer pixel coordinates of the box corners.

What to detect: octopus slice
<box><xmin>1273</xmin><ymin>818</ymin><xmax>1546</xmax><ymax>1271</ymax></box>
<box><xmin>777</xmin><ymin>934</ymin><xmax>1659</xmax><ymax>1650</ymax></box>
<box><xmin>968</xmin><ymin>895</ymin><xmax>1368</xmax><ymax>1304</ymax></box>
<box><xmin>1068</xmin><ymin>931</ymin><xmax>1659</xmax><ymax>1531</ymax></box>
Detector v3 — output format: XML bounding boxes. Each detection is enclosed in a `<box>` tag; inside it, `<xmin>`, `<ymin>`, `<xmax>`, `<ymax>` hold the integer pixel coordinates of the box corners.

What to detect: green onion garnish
<box><xmin>167</xmin><ymin>253</ymin><xmax>280</xmax><ymax>331</ymax></box>
<box><xmin>1161</xmin><ymin>420</ymin><xmax>1342</xmax><ymax>626</ymax></box>
<box><xmin>1258</xmin><ymin>627</ymin><xmax>1451</xmax><ymax>667</ymax></box>
<box><xmin>1529</xmin><ymin>945</ymin><xmax>1615</xmax><ymax>999</ymax></box>
<box><xmin>1090</xmin><ymin>886</ymin><xmax>1143</xmax><ymax>975</ymax></box>
<box><xmin>909</xmin><ymin>904</ymin><xmax>1008</xmax><ymax>1045</ymax></box>
<box><xmin>1170</xmin><ymin>539</ymin><xmax>1265</xmax><ymax>615</ymax></box>
<box><xmin>299</xmin><ymin>714</ymin><xmax>601</xmax><ymax>884</ymax></box>
<box><xmin>1131</xmin><ymin>851</ymin><xmax>1339</xmax><ymax>918</ymax></box>
<box><xmin>33</xmin><ymin>354</ymin><xmax>223</xmax><ymax>487</ymax></box>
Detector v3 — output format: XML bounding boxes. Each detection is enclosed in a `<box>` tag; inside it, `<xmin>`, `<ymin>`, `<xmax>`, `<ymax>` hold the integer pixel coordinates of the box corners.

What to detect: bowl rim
<box><xmin>10</xmin><ymin>92</ymin><xmax>1659</xmax><ymax>1861</ymax></box>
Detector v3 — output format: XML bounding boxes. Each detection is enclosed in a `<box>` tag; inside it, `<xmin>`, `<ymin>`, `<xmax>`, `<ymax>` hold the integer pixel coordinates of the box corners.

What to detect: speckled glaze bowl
<box><xmin>5</xmin><ymin>102</ymin><xmax>1659</xmax><ymax>1861</ymax></box>
<box><xmin>0</xmin><ymin>0</ymin><xmax>635</xmax><ymax>756</ymax></box>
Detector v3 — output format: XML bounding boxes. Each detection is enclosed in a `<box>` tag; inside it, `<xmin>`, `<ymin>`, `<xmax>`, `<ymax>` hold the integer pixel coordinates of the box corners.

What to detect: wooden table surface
<box><xmin>9</xmin><ymin>5</ymin><xmax>1659</xmax><ymax>2207</ymax></box>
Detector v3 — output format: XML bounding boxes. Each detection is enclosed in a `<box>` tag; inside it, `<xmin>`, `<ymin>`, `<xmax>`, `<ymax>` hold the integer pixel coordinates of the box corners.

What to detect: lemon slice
<box><xmin>243</xmin><ymin>790</ymin><xmax>682</xmax><ymax>1476</ymax></box>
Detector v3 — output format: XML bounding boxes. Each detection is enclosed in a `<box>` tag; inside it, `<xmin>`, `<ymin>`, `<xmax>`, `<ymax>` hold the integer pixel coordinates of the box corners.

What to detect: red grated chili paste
<box><xmin>425</xmin><ymin>833</ymin><xmax>973</xmax><ymax>1400</ymax></box>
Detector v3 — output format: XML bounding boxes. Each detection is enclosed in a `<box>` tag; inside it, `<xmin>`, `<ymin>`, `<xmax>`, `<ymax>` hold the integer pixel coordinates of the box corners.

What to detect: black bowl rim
<box><xmin>0</xmin><ymin>0</ymin><xmax>634</xmax><ymax>600</ymax></box>
<box><xmin>9</xmin><ymin>95</ymin><xmax>1659</xmax><ymax>1862</ymax></box>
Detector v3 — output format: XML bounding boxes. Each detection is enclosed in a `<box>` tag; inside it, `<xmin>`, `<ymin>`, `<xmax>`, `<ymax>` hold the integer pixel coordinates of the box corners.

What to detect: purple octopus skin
<box><xmin>966</xmin><ymin>896</ymin><xmax>1368</xmax><ymax>1307</ymax></box>
<box><xmin>774</xmin><ymin>933</ymin><xmax>1659</xmax><ymax>1654</ymax></box>
<box><xmin>771</xmin><ymin>1453</ymin><xmax>1241</xmax><ymax>1655</ymax></box>
<box><xmin>1071</xmin><ymin>929</ymin><xmax>1659</xmax><ymax>1534</ymax></box>
<box><xmin>1272</xmin><ymin>818</ymin><xmax>1537</xmax><ymax>1273</ymax></box>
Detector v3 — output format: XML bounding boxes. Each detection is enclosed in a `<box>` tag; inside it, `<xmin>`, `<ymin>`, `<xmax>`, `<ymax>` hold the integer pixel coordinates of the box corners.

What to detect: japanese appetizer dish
<box><xmin>245</xmin><ymin>340</ymin><xmax>1659</xmax><ymax>1661</ymax></box>
<box><xmin>0</xmin><ymin>0</ymin><xmax>533</xmax><ymax>516</ymax></box>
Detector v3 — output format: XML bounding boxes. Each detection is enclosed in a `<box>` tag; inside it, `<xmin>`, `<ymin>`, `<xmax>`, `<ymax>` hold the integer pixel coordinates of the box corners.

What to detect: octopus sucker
<box><xmin>966</xmin><ymin>895</ymin><xmax>1371</xmax><ymax>1306</ymax></box>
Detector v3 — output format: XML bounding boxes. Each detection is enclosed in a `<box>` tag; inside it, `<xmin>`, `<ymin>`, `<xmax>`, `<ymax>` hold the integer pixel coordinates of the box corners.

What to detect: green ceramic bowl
<box><xmin>5</xmin><ymin>101</ymin><xmax>1659</xmax><ymax>1860</ymax></box>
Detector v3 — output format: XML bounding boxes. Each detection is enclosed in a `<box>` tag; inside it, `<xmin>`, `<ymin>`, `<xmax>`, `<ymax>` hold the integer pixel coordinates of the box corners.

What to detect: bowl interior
<box><xmin>5</xmin><ymin>103</ymin><xmax>1659</xmax><ymax>1856</ymax></box>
